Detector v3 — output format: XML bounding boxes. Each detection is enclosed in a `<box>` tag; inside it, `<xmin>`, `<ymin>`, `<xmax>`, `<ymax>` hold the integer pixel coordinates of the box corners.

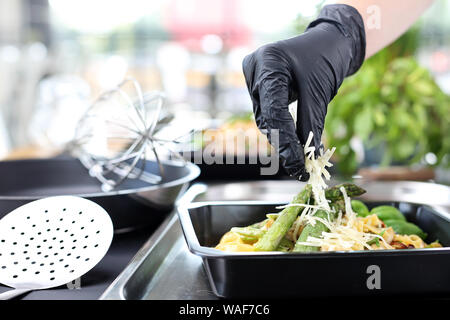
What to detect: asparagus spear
<box><xmin>249</xmin><ymin>219</ymin><xmax>268</xmax><ymax>229</ymax></box>
<box><xmin>276</xmin><ymin>237</ymin><xmax>294</xmax><ymax>252</ymax></box>
<box><xmin>231</xmin><ymin>227</ymin><xmax>266</xmax><ymax>243</ymax></box>
<box><xmin>254</xmin><ymin>184</ymin><xmax>312</xmax><ymax>251</ymax></box>
<box><xmin>266</xmin><ymin>213</ymin><xmax>279</xmax><ymax>220</ymax></box>
<box><xmin>331</xmin><ymin>199</ymin><xmax>345</xmax><ymax>214</ymax></box>
<box><xmin>293</xmin><ymin>200</ymin><xmax>343</xmax><ymax>252</ymax></box>
<box><xmin>325</xmin><ymin>183</ymin><xmax>366</xmax><ymax>201</ymax></box>
<box><xmin>293</xmin><ymin>210</ymin><xmax>333</xmax><ymax>252</ymax></box>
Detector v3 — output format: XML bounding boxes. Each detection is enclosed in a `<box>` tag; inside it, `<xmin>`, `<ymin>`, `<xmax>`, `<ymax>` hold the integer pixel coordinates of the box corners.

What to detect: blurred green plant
<box><xmin>293</xmin><ymin>0</ymin><xmax>326</xmax><ymax>33</ymax></box>
<box><xmin>324</xmin><ymin>27</ymin><xmax>450</xmax><ymax>175</ymax></box>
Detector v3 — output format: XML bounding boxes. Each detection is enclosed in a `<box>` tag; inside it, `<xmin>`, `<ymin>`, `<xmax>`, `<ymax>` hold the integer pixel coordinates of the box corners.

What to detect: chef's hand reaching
<box><xmin>242</xmin><ymin>4</ymin><xmax>366</xmax><ymax>181</ymax></box>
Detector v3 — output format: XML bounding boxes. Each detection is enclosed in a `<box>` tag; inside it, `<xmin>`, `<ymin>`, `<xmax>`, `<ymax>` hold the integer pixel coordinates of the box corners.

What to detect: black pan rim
<box><xmin>186</xmin><ymin>242</ymin><xmax>450</xmax><ymax>259</ymax></box>
<box><xmin>0</xmin><ymin>158</ymin><xmax>200</xmax><ymax>200</ymax></box>
<box><xmin>178</xmin><ymin>200</ymin><xmax>450</xmax><ymax>259</ymax></box>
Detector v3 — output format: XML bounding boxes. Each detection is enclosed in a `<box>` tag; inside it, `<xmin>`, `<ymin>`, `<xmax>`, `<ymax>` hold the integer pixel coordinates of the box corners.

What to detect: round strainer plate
<box><xmin>0</xmin><ymin>196</ymin><xmax>113</xmax><ymax>290</ymax></box>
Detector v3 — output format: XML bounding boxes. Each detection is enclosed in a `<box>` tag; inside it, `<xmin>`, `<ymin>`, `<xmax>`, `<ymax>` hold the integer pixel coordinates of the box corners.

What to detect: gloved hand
<box><xmin>243</xmin><ymin>4</ymin><xmax>366</xmax><ymax>181</ymax></box>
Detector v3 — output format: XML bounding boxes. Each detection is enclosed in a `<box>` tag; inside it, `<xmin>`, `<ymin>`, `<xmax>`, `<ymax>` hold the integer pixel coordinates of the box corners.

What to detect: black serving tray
<box><xmin>178</xmin><ymin>200</ymin><xmax>450</xmax><ymax>298</ymax></box>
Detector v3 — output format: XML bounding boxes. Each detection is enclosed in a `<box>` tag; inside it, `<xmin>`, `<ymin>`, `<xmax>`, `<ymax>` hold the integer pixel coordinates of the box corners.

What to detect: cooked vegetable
<box><xmin>276</xmin><ymin>237</ymin><xmax>294</xmax><ymax>252</ymax></box>
<box><xmin>215</xmin><ymin>183</ymin><xmax>442</xmax><ymax>252</ymax></box>
<box><xmin>215</xmin><ymin>232</ymin><xmax>256</xmax><ymax>252</ymax></box>
<box><xmin>266</xmin><ymin>213</ymin><xmax>279</xmax><ymax>220</ymax></box>
<box><xmin>351</xmin><ymin>200</ymin><xmax>370</xmax><ymax>217</ymax></box>
<box><xmin>254</xmin><ymin>185</ymin><xmax>312</xmax><ymax>251</ymax></box>
<box><xmin>292</xmin><ymin>195</ymin><xmax>347</xmax><ymax>253</ymax></box>
<box><xmin>325</xmin><ymin>183</ymin><xmax>366</xmax><ymax>201</ymax></box>
<box><xmin>293</xmin><ymin>209</ymin><xmax>334</xmax><ymax>252</ymax></box>
<box><xmin>371</xmin><ymin>205</ymin><xmax>406</xmax><ymax>221</ymax></box>
<box><xmin>293</xmin><ymin>199</ymin><xmax>345</xmax><ymax>252</ymax></box>
<box><xmin>215</xmin><ymin>132</ymin><xmax>442</xmax><ymax>253</ymax></box>
<box><xmin>426</xmin><ymin>241</ymin><xmax>442</xmax><ymax>248</ymax></box>
<box><xmin>367</xmin><ymin>230</ymin><xmax>386</xmax><ymax>246</ymax></box>
<box><xmin>383</xmin><ymin>219</ymin><xmax>427</xmax><ymax>240</ymax></box>
<box><xmin>331</xmin><ymin>200</ymin><xmax>346</xmax><ymax>214</ymax></box>
<box><xmin>231</xmin><ymin>227</ymin><xmax>266</xmax><ymax>243</ymax></box>
<box><xmin>249</xmin><ymin>219</ymin><xmax>269</xmax><ymax>229</ymax></box>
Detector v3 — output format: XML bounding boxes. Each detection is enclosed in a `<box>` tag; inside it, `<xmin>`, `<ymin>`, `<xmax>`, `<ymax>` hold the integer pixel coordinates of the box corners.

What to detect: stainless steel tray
<box><xmin>100</xmin><ymin>184</ymin><xmax>215</xmax><ymax>300</ymax></box>
<box><xmin>100</xmin><ymin>180</ymin><xmax>450</xmax><ymax>300</ymax></box>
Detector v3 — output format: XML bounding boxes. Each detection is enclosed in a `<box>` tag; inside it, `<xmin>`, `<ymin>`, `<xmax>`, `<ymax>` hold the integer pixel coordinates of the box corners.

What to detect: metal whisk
<box><xmin>70</xmin><ymin>78</ymin><xmax>184</xmax><ymax>192</ymax></box>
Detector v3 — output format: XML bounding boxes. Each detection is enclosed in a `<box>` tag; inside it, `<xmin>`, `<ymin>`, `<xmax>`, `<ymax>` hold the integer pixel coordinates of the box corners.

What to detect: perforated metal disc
<box><xmin>0</xmin><ymin>196</ymin><xmax>113</xmax><ymax>290</ymax></box>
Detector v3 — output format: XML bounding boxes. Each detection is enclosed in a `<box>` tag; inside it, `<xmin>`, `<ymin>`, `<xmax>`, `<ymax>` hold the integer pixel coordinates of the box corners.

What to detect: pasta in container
<box><xmin>215</xmin><ymin>132</ymin><xmax>442</xmax><ymax>253</ymax></box>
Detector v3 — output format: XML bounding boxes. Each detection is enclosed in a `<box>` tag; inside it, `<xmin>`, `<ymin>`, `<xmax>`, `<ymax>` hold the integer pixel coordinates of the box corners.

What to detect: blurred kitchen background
<box><xmin>0</xmin><ymin>0</ymin><xmax>448</xmax><ymax>182</ymax></box>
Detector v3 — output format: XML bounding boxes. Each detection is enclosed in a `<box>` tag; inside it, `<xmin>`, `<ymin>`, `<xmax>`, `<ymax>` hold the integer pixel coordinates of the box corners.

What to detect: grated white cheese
<box><xmin>296</xmin><ymin>187</ymin><xmax>393</xmax><ymax>251</ymax></box>
<box><xmin>293</xmin><ymin>135</ymin><xmax>393</xmax><ymax>251</ymax></box>
<box><xmin>303</xmin><ymin>132</ymin><xmax>335</xmax><ymax>211</ymax></box>
<box><xmin>340</xmin><ymin>186</ymin><xmax>357</xmax><ymax>226</ymax></box>
<box><xmin>275</xmin><ymin>203</ymin><xmax>326</xmax><ymax>211</ymax></box>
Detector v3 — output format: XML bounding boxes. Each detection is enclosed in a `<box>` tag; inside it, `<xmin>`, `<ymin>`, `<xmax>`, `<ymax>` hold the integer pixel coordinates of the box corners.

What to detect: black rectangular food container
<box><xmin>178</xmin><ymin>200</ymin><xmax>450</xmax><ymax>298</ymax></box>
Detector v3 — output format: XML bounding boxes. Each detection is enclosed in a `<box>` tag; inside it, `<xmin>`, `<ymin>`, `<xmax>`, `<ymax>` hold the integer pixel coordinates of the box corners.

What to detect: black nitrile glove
<box><xmin>243</xmin><ymin>4</ymin><xmax>365</xmax><ymax>181</ymax></box>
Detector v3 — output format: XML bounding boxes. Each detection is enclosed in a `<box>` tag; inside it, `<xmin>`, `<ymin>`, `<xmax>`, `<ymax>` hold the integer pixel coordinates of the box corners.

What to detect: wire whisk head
<box><xmin>71</xmin><ymin>78</ymin><xmax>181</xmax><ymax>192</ymax></box>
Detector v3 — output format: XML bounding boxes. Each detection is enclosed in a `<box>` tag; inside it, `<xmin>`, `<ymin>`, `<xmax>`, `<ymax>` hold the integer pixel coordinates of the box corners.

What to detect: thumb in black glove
<box><xmin>242</xmin><ymin>4</ymin><xmax>365</xmax><ymax>181</ymax></box>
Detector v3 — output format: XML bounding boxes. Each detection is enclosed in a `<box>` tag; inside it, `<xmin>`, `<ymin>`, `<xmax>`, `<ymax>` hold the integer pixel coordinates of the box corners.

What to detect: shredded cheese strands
<box><xmin>289</xmin><ymin>134</ymin><xmax>395</xmax><ymax>251</ymax></box>
<box><xmin>338</xmin><ymin>186</ymin><xmax>392</xmax><ymax>250</ymax></box>
<box><xmin>295</xmin><ymin>133</ymin><xmax>392</xmax><ymax>251</ymax></box>
<box><xmin>275</xmin><ymin>203</ymin><xmax>326</xmax><ymax>211</ymax></box>
<box><xmin>292</xmin><ymin>214</ymin><xmax>304</xmax><ymax>240</ymax></box>
<box><xmin>273</xmin><ymin>132</ymin><xmax>395</xmax><ymax>252</ymax></box>
<box><xmin>296</xmin><ymin>185</ymin><xmax>394</xmax><ymax>251</ymax></box>
<box><xmin>288</xmin><ymin>131</ymin><xmax>335</xmax><ymax>232</ymax></box>
<box><xmin>216</xmin><ymin>131</ymin><xmax>417</xmax><ymax>253</ymax></box>
<box><xmin>303</xmin><ymin>131</ymin><xmax>335</xmax><ymax>212</ymax></box>
<box><xmin>340</xmin><ymin>186</ymin><xmax>357</xmax><ymax>226</ymax></box>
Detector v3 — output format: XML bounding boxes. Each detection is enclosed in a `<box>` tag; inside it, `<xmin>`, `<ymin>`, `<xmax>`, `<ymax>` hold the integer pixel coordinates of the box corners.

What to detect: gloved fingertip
<box><xmin>298</xmin><ymin>169</ymin><xmax>310</xmax><ymax>182</ymax></box>
<box><xmin>285</xmin><ymin>165</ymin><xmax>309</xmax><ymax>182</ymax></box>
<box><xmin>313</xmin><ymin>142</ymin><xmax>325</xmax><ymax>158</ymax></box>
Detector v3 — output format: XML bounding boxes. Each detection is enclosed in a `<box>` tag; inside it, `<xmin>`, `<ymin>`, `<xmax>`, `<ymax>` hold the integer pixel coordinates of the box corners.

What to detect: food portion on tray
<box><xmin>215</xmin><ymin>133</ymin><xmax>443</xmax><ymax>253</ymax></box>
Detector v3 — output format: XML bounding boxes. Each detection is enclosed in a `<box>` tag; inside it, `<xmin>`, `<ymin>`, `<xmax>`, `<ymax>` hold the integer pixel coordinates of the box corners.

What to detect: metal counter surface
<box><xmin>101</xmin><ymin>212</ymin><xmax>216</xmax><ymax>300</ymax></box>
<box><xmin>0</xmin><ymin>222</ymin><xmax>163</xmax><ymax>300</ymax></box>
<box><xmin>100</xmin><ymin>180</ymin><xmax>450</xmax><ymax>300</ymax></box>
<box><xmin>5</xmin><ymin>180</ymin><xmax>448</xmax><ymax>299</ymax></box>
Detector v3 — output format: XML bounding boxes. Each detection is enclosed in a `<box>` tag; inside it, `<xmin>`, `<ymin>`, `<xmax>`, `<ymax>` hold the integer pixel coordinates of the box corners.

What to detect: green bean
<box><xmin>383</xmin><ymin>219</ymin><xmax>427</xmax><ymax>240</ymax></box>
<box><xmin>351</xmin><ymin>200</ymin><xmax>370</xmax><ymax>217</ymax></box>
<box><xmin>371</xmin><ymin>205</ymin><xmax>406</xmax><ymax>221</ymax></box>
